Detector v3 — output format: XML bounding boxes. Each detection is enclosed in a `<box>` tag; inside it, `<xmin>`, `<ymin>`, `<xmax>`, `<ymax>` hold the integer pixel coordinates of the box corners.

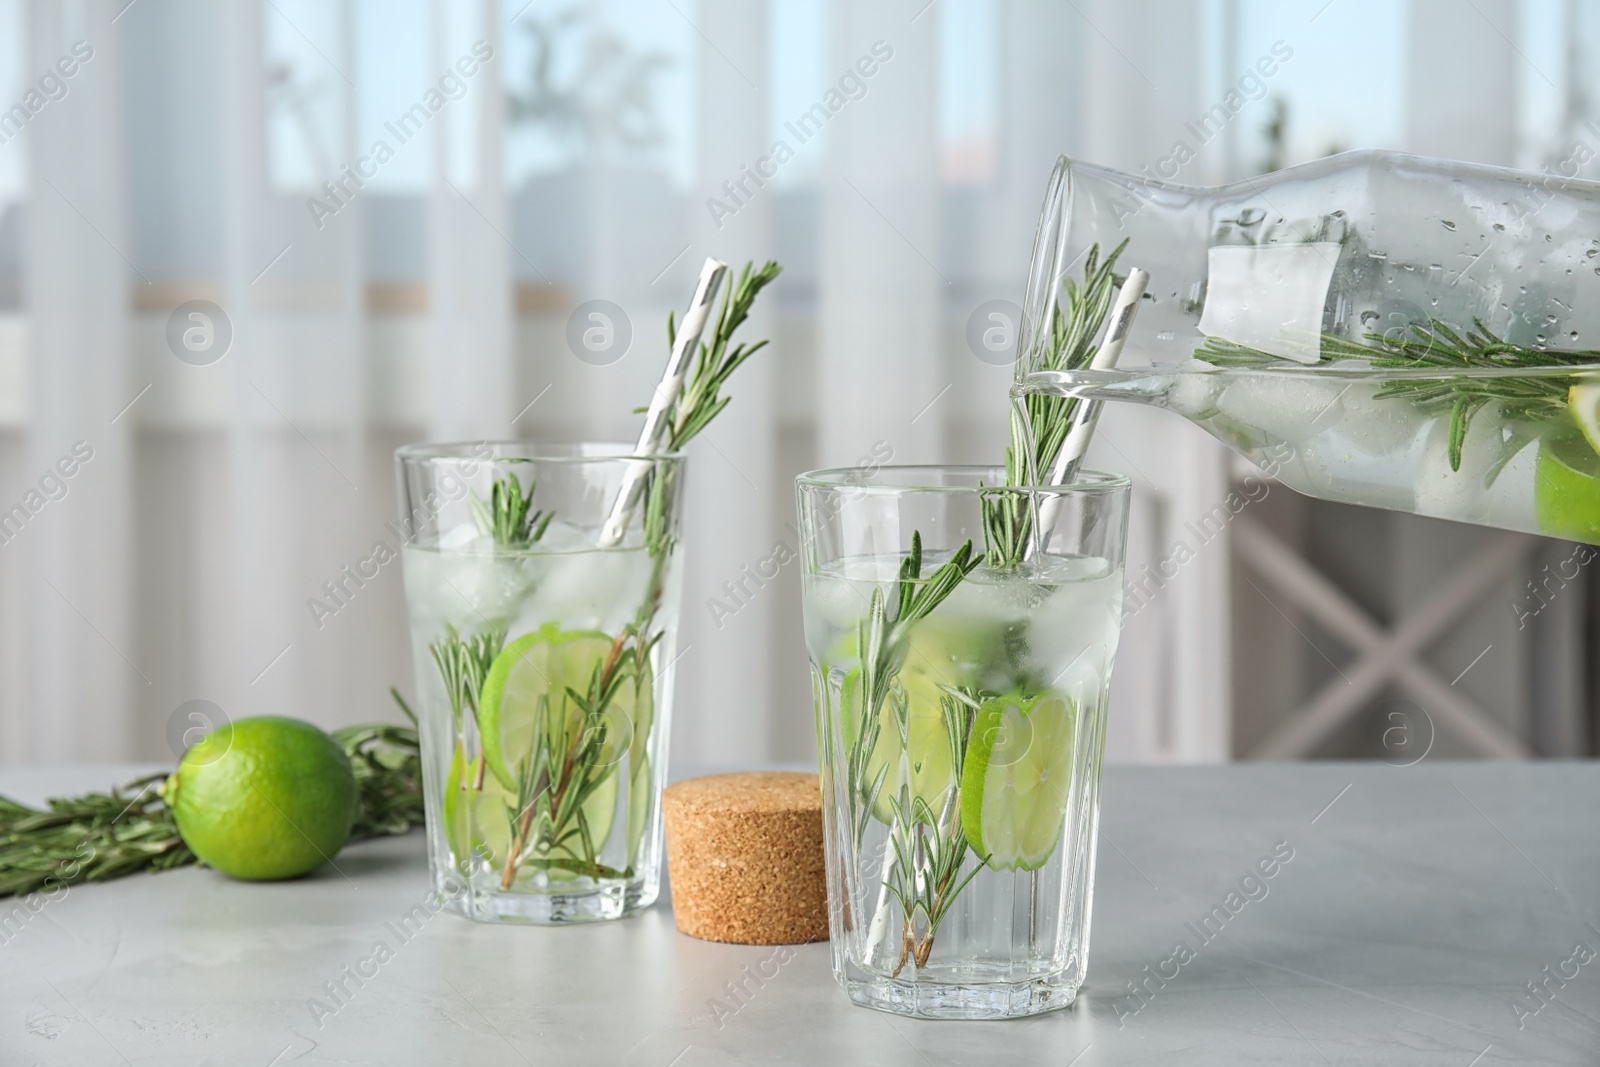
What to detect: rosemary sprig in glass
<box><xmin>498</xmin><ymin>631</ymin><xmax>646</xmax><ymax>887</ymax></box>
<box><xmin>843</xmin><ymin>533</ymin><xmax>981</xmax><ymax>967</ymax></box>
<box><xmin>883</xmin><ymin>686</ymin><xmax>986</xmax><ymax>975</ymax></box>
<box><xmin>987</xmin><ymin>240</ymin><xmax>1126</xmax><ymax>567</ymax></box>
<box><xmin>469</xmin><ymin>470</ymin><xmax>554</xmax><ymax>547</ymax></box>
<box><xmin>847</xmin><ymin>533</ymin><xmax>980</xmax><ymax>852</ymax></box>
<box><xmin>429</xmin><ymin>626</ymin><xmax>504</xmax><ymax>791</ymax></box>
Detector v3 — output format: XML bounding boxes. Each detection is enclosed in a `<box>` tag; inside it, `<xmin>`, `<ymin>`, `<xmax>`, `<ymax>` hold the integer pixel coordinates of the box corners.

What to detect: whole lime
<box><xmin>166</xmin><ymin>716</ymin><xmax>358</xmax><ymax>881</ymax></box>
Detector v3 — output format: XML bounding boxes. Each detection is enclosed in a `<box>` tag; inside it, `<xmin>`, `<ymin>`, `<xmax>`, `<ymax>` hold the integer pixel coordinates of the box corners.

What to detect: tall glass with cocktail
<box><xmin>399</xmin><ymin>444</ymin><xmax>685</xmax><ymax>923</ymax></box>
<box><xmin>799</xmin><ymin>467</ymin><xmax>1129</xmax><ymax>1018</ymax></box>
<box><xmin>396</xmin><ymin>259</ymin><xmax>782</xmax><ymax>924</ymax></box>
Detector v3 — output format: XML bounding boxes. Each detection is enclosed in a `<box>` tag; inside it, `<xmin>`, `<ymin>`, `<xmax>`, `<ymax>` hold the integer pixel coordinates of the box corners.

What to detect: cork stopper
<box><xmin>662</xmin><ymin>771</ymin><xmax>828</xmax><ymax>945</ymax></box>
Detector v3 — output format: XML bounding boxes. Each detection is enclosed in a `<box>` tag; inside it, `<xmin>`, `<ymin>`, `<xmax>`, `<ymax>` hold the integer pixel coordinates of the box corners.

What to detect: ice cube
<box><xmin>946</xmin><ymin>565</ymin><xmax>1043</xmax><ymax>620</ymax></box>
<box><xmin>1330</xmin><ymin>383</ymin><xmax>1425</xmax><ymax>455</ymax></box>
<box><xmin>1026</xmin><ymin>569</ymin><xmax>1123</xmax><ymax>689</ymax></box>
<box><xmin>1414</xmin><ymin>409</ymin><xmax>1537</xmax><ymax>529</ymax></box>
<box><xmin>1164</xmin><ymin>362</ymin><xmax>1223</xmax><ymax>419</ymax></box>
<box><xmin>512</xmin><ymin>548</ymin><xmax>653</xmax><ymax>634</ymax></box>
<box><xmin>402</xmin><ymin>544</ymin><xmax>537</xmax><ymax>632</ymax></box>
<box><xmin>1215</xmin><ymin>371</ymin><xmax>1349</xmax><ymax>442</ymax></box>
<box><xmin>535</xmin><ymin>517</ymin><xmax>600</xmax><ymax>553</ymax></box>
<box><xmin>439</xmin><ymin>522</ymin><xmax>488</xmax><ymax>551</ymax></box>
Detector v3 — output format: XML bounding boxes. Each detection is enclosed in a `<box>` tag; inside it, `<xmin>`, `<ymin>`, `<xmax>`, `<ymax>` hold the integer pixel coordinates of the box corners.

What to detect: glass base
<box><xmin>841</xmin><ymin>973</ymin><xmax>1079</xmax><ymax>1020</ymax></box>
<box><xmin>440</xmin><ymin>875</ymin><xmax>657</xmax><ymax>925</ymax></box>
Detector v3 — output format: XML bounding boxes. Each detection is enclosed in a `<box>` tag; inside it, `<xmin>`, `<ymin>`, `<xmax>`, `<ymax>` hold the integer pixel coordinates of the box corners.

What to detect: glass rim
<box><xmin>795</xmin><ymin>464</ymin><xmax>1130</xmax><ymax>495</ymax></box>
<box><xmin>395</xmin><ymin>440</ymin><xmax>687</xmax><ymax>464</ymax></box>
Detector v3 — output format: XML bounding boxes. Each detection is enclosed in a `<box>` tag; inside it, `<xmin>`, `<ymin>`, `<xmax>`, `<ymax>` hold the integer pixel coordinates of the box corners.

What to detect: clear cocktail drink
<box><xmin>398</xmin><ymin>444</ymin><xmax>684</xmax><ymax>924</ymax></box>
<box><xmin>1022</xmin><ymin>360</ymin><xmax>1600</xmax><ymax>544</ymax></box>
<box><xmin>799</xmin><ymin>467</ymin><xmax>1129</xmax><ymax>1019</ymax></box>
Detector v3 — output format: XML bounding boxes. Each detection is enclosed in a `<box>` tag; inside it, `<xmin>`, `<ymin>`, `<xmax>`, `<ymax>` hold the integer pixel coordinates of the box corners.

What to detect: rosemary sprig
<box><xmin>847</xmin><ymin>533</ymin><xmax>980</xmax><ymax>854</ymax></box>
<box><xmin>0</xmin><ymin>773</ymin><xmax>190</xmax><ymax>899</ymax></box>
<box><xmin>0</xmin><ymin>694</ymin><xmax>426</xmax><ymax>900</ymax></box>
<box><xmin>987</xmin><ymin>240</ymin><xmax>1127</xmax><ymax>566</ymax></box>
<box><xmin>429</xmin><ymin>626</ymin><xmax>504</xmax><ymax>791</ymax></box>
<box><xmin>884</xmin><ymin>687</ymin><xmax>987</xmax><ymax>975</ymax></box>
<box><xmin>665</xmin><ymin>260</ymin><xmax>784</xmax><ymax>452</ymax></box>
<box><xmin>344</xmin><ymin>692</ymin><xmax>427</xmax><ymax>839</ymax></box>
<box><xmin>636</xmin><ymin>260</ymin><xmax>784</xmax><ymax>561</ymax></box>
<box><xmin>470</xmin><ymin>471</ymin><xmax>555</xmax><ymax>547</ymax></box>
<box><xmin>499</xmin><ymin>631</ymin><xmax>637</xmax><ymax>889</ymax></box>
<box><xmin>1195</xmin><ymin>317</ymin><xmax>1599</xmax><ymax>470</ymax></box>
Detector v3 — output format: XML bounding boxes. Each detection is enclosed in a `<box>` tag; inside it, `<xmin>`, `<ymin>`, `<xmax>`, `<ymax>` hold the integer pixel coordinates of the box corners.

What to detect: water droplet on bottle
<box><xmin>1572</xmin><ymin>331</ymin><xmax>1581</xmax><ymax>342</ymax></box>
<box><xmin>1493</xmin><ymin>222</ymin><xmax>1507</xmax><ymax>231</ymax></box>
<box><xmin>1360</xmin><ymin>310</ymin><xmax>1379</xmax><ymax>326</ymax></box>
<box><xmin>1429</xmin><ymin>263</ymin><xmax>1442</xmax><ymax>272</ymax></box>
<box><xmin>1586</xmin><ymin>248</ymin><xmax>1598</xmax><ymax>258</ymax></box>
<box><xmin>1368</xmin><ymin>251</ymin><xmax>1388</xmax><ymax>261</ymax></box>
<box><xmin>1441</xmin><ymin>219</ymin><xmax>1457</xmax><ymax>231</ymax></box>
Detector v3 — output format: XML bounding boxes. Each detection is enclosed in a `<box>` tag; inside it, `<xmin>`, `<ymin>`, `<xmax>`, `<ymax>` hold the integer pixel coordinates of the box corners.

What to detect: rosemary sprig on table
<box><xmin>987</xmin><ymin>240</ymin><xmax>1126</xmax><ymax>567</ymax></box>
<box><xmin>0</xmin><ymin>693</ymin><xmax>425</xmax><ymax>900</ymax></box>
<box><xmin>470</xmin><ymin>471</ymin><xmax>554</xmax><ymax>547</ymax></box>
<box><xmin>1196</xmin><ymin>317</ymin><xmax>1600</xmax><ymax>470</ymax></box>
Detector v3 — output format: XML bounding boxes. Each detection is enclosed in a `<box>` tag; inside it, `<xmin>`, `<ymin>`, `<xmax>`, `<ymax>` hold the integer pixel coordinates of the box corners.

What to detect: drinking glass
<box><xmin>798</xmin><ymin>466</ymin><xmax>1130</xmax><ymax>1018</ymax></box>
<box><xmin>397</xmin><ymin>442</ymin><xmax>685</xmax><ymax>924</ymax></box>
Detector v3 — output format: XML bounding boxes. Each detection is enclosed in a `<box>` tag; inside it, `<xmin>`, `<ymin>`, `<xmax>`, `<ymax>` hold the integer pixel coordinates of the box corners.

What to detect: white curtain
<box><xmin>22</xmin><ymin>0</ymin><xmax>131</xmax><ymax>761</ymax></box>
<box><xmin>1</xmin><ymin>0</ymin><xmax>1585</xmax><ymax>768</ymax></box>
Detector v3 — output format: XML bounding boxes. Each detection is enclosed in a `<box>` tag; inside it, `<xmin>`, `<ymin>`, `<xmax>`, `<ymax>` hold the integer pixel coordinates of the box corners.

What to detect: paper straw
<box><xmin>598</xmin><ymin>257</ymin><xmax>728</xmax><ymax>547</ymax></box>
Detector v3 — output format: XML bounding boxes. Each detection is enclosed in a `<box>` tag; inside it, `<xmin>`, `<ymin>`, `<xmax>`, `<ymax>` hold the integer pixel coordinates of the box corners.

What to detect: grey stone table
<box><xmin>2</xmin><ymin>762</ymin><xmax>1596</xmax><ymax>1066</ymax></box>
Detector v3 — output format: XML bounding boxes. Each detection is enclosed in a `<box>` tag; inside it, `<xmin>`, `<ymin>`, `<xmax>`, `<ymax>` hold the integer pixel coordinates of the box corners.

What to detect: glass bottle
<box><xmin>1015</xmin><ymin>150</ymin><xmax>1600</xmax><ymax>544</ymax></box>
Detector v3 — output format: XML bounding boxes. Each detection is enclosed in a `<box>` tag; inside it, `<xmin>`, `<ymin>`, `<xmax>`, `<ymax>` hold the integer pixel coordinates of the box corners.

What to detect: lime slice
<box><xmin>1535</xmin><ymin>432</ymin><xmax>1600</xmax><ymax>543</ymax></box>
<box><xmin>442</xmin><ymin>739</ymin><xmax>620</xmax><ymax>879</ymax></box>
<box><xmin>471</xmin><ymin>624</ymin><xmax>642</xmax><ymax>870</ymax></box>
<box><xmin>626</xmin><ymin>754</ymin><xmax>651</xmax><ymax>866</ymax></box>
<box><xmin>477</xmin><ymin>625</ymin><xmax>630</xmax><ymax>792</ymax></box>
<box><xmin>442</xmin><ymin>743</ymin><xmax>470</xmax><ymax>860</ymax></box>
<box><xmin>1570</xmin><ymin>383</ymin><xmax>1600</xmax><ymax>455</ymax></box>
<box><xmin>830</xmin><ymin>616</ymin><xmax>1010</xmax><ymax>824</ymax></box>
<box><xmin>866</xmin><ymin>669</ymin><xmax>957</xmax><ymax>822</ymax></box>
<box><xmin>441</xmin><ymin>745</ymin><xmax>512</xmax><ymax>866</ymax></box>
<box><xmin>960</xmin><ymin>692</ymin><xmax>1076</xmax><ymax>871</ymax></box>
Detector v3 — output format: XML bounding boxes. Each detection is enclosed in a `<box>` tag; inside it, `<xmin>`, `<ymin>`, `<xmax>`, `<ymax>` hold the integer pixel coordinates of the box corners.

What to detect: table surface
<box><xmin>2</xmin><ymin>762</ymin><xmax>1596</xmax><ymax>1067</ymax></box>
